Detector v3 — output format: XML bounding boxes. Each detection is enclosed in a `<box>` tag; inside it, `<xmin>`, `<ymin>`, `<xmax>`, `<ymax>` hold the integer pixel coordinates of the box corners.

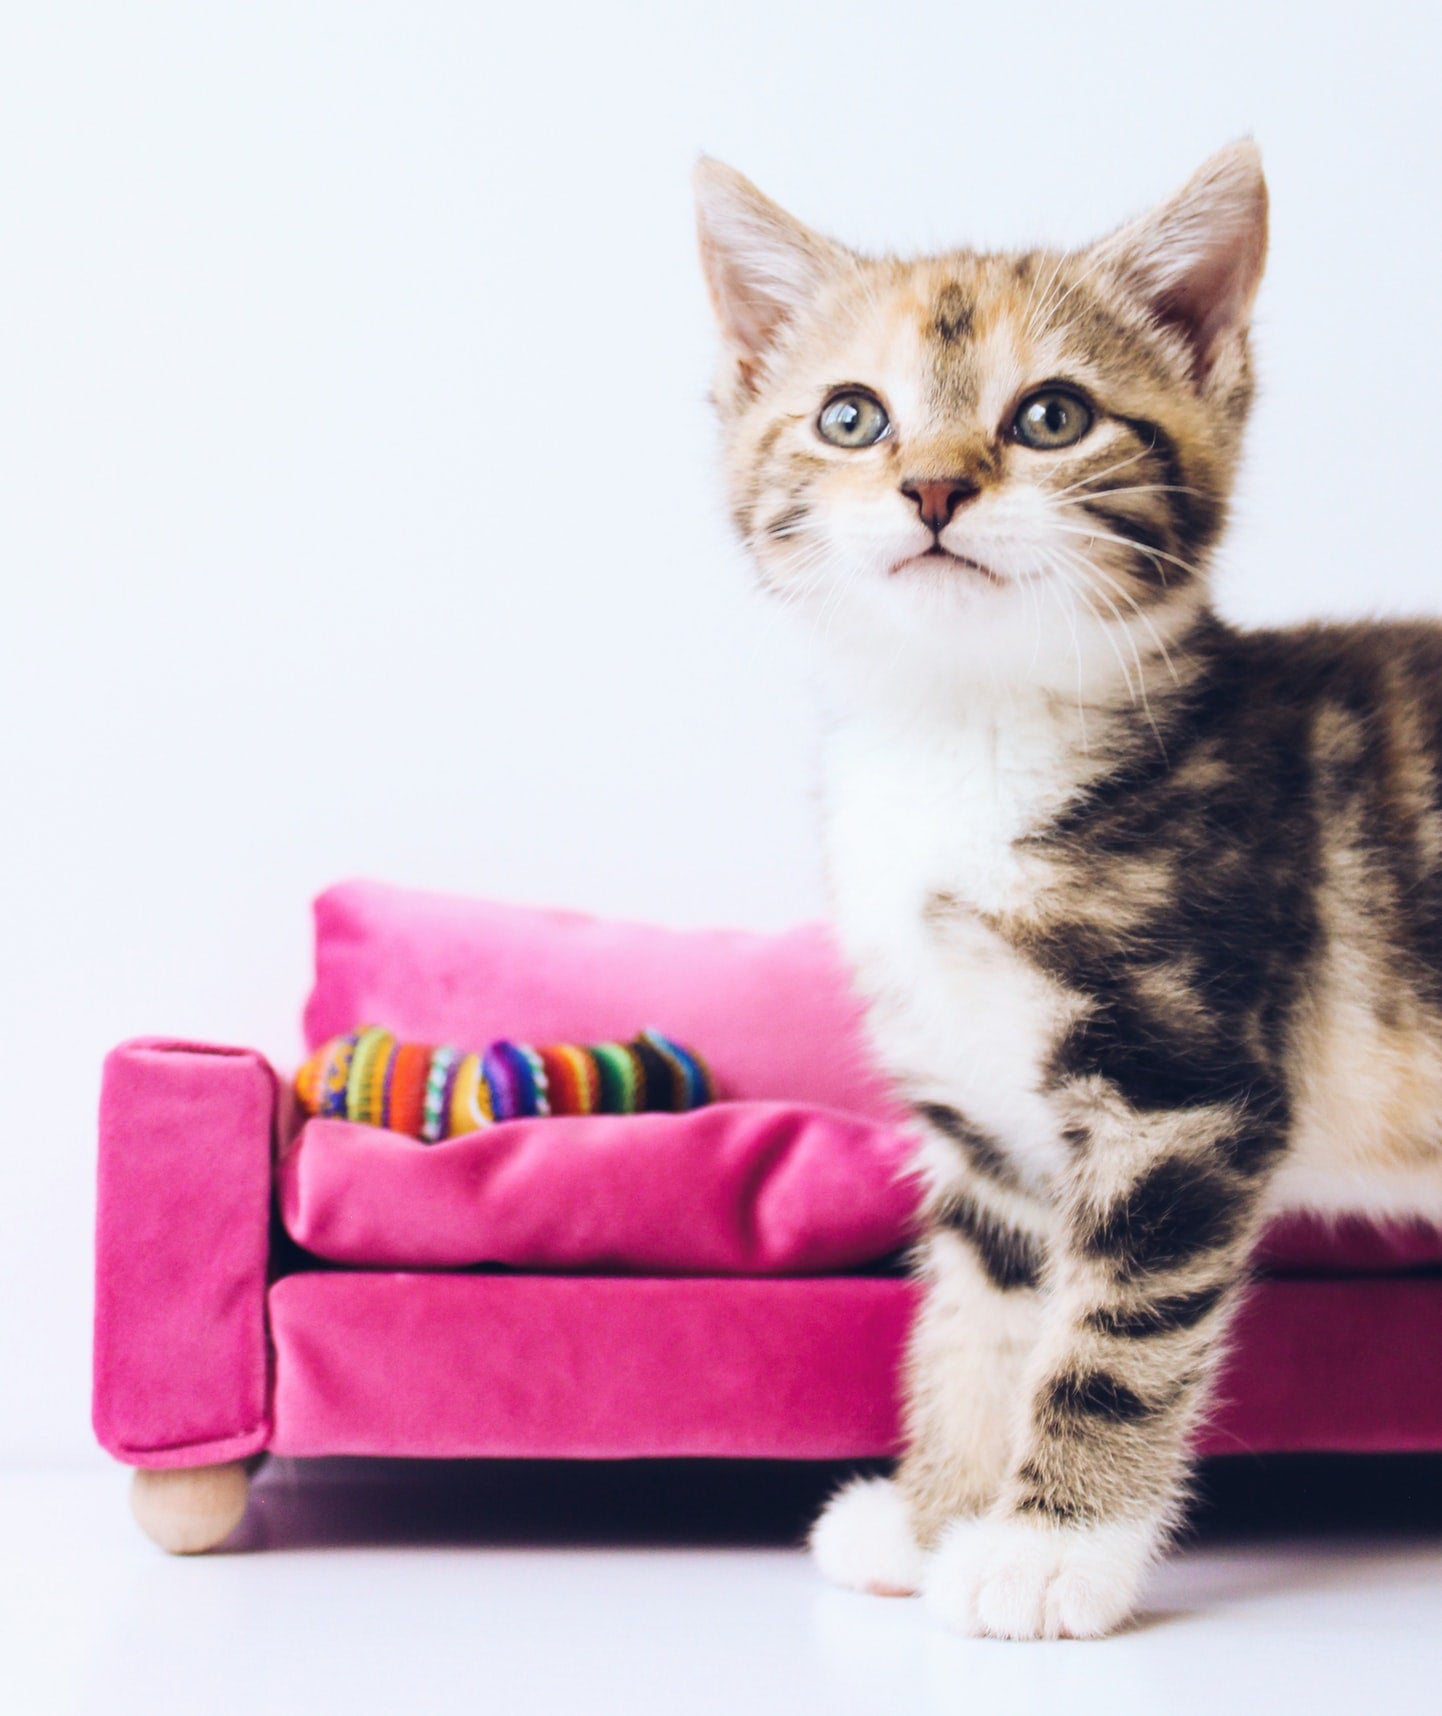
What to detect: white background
<box><xmin>3</xmin><ymin>0</ymin><xmax>1440</xmax><ymax>1466</ymax></box>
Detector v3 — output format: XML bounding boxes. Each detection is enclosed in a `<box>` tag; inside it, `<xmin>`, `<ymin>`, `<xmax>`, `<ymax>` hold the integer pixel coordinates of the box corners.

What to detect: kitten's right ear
<box><xmin>693</xmin><ymin>159</ymin><xmax>845</xmax><ymax>386</ymax></box>
<box><xmin>1091</xmin><ymin>141</ymin><xmax>1269</xmax><ymax>386</ymax></box>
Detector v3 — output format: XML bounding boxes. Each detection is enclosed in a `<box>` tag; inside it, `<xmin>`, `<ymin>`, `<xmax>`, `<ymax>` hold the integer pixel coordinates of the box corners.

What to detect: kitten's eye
<box><xmin>1011</xmin><ymin>388</ymin><xmax>1093</xmax><ymax>450</ymax></box>
<box><xmin>817</xmin><ymin>390</ymin><xmax>890</xmax><ymax>448</ymax></box>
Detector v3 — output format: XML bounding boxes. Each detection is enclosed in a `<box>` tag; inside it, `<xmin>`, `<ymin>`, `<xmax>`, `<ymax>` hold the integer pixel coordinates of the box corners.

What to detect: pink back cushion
<box><xmin>304</xmin><ymin>880</ymin><xmax>905</xmax><ymax>1124</ymax></box>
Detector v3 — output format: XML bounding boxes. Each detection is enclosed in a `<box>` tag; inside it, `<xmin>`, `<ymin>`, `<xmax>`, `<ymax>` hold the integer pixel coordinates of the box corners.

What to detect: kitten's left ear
<box><xmin>1094</xmin><ymin>140</ymin><xmax>1269</xmax><ymax>383</ymax></box>
<box><xmin>693</xmin><ymin>159</ymin><xmax>848</xmax><ymax>386</ymax></box>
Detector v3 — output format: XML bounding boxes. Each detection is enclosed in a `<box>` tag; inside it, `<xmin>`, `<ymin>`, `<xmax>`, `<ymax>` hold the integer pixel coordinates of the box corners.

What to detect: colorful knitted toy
<box><xmin>295</xmin><ymin>1026</ymin><xmax>717</xmax><ymax>1142</ymax></box>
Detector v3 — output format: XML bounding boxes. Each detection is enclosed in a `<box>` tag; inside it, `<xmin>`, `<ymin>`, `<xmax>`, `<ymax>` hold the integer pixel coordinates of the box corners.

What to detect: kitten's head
<box><xmin>695</xmin><ymin>145</ymin><xmax>1267</xmax><ymax>711</ymax></box>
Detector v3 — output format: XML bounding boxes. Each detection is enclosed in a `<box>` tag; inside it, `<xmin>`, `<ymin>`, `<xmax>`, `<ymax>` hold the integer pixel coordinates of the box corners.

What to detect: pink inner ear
<box><xmin>700</xmin><ymin>236</ymin><xmax>777</xmax><ymax>362</ymax></box>
<box><xmin>1153</xmin><ymin>222</ymin><xmax>1266</xmax><ymax>381</ymax></box>
<box><xmin>1099</xmin><ymin>144</ymin><xmax>1269</xmax><ymax>385</ymax></box>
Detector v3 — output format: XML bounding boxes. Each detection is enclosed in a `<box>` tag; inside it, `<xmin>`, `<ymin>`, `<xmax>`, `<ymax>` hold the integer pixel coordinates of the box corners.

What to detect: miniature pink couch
<box><xmin>94</xmin><ymin>880</ymin><xmax>1442</xmax><ymax>1552</ymax></box>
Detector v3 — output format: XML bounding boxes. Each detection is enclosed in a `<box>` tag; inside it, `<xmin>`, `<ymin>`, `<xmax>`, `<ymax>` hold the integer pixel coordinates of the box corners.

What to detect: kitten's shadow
<box><xmin>222</xmin><ymin>1454</ymin><xmax>879</xmax><ymax>1555</ymax></box>
<box><xmin>220</xmin><ymin>1453</ymin><xmax>1442</xmax><ymax>1574</ymax></box>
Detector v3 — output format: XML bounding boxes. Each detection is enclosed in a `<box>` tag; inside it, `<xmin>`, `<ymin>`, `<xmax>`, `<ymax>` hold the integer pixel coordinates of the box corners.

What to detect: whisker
<box><xmin>1050</xmin><ymin>446</ymin><xmax>1154</xmax><ymax>500</ymax></box>
<box><xmin>1027</xmin><ymin>239</ymin><xmax>1125</xmax><ymax>340</ymax></box>
<box><xmin>1046</xmin><ymin>548</ymin><xmax>1167</xmax><ymax>752</ymax></box>
<box><xmin>748</xmin><ymin>537</ymin><xmax>848</xmax><ymax>650</ymax></box>
<box><xmin>1055</xmin><ymin>482</ymin><xmax>1207</xmax><ymax>506</ymax></box>
<box><xmin>1047</xmin><ymin>520</ymin><xmax>1205</xmax><ymax>585</ymax></box>
<box><xmin>1061</xmin><ymin>597</ymin><xmax>1089</xmax><ymax>748</ymax></box>
<box><xmin>1020</xmin><ymin>555</ymin><xmax>1045</xmax><ymax>675</ymax></box>
<box><xmin>1041</xmin><ymin>549</ymin><xmax>1139</xmax><ymax>706</ymax></box>
<box><xmin>1022</xmin><ymin>249</ymin><xmax>1069</xmax><ymax>337</ymax></box>
<box><xmin>1070</xmin><ymin>552</ymin><xmax>1183</xmax><ymax>688</ymax></box>
<box><xmin>1041</xmin><ymin>556</ymin><xmax>1091</xmax><ymax>751</ymax></box>
<box><xmin>1032</xmin><ymin>245</ymin><xmax>1116</xmax><ymax>331</ymax></box>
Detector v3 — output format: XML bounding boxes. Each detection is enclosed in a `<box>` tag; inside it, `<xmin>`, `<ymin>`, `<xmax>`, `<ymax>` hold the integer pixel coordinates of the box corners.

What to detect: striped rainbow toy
<box><xmin>295</xmin><ymin>1026</ymin><xmax>717</xmax><ymax>1143</ymax></box>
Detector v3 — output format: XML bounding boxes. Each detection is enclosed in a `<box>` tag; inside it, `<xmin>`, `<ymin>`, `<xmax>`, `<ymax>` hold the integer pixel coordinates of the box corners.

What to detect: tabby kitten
<box><xmin>694</xmin><ymin>143</ymin><xmax>1442</xmax><ymax>1639</ymax></box>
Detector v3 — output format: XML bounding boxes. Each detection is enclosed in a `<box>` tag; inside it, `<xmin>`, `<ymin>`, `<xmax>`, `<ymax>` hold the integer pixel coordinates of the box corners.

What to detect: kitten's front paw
<box><xmin>809</xmin><ymin>1476</ymin><xmax>924</xmax><ymax>1597</ymax></box>
<box><xmin>923</xmin><ymin>1513</ymin><xmax>1153</xmax><ymax>1639</ymax></box>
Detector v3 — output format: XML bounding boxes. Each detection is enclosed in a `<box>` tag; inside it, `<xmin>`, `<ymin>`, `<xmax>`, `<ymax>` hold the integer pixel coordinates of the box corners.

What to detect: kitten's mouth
<box><xmin>891</xmin><ymin>546</ymin><xmax>1002</xmax><ymax>585</ymax></box>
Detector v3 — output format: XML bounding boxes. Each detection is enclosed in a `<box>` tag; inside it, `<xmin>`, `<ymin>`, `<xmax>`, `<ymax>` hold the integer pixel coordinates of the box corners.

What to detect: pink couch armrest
<box><xmin>93</xmin><ymin>1039</ymin><xmax>277</xmax><ymax>1468</ymax></box>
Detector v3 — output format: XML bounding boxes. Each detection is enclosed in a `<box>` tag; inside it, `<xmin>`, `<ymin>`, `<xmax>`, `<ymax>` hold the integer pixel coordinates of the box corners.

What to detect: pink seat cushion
<box><xmin>279</xmin><ymin>1102</ymin><xmax>920</xmax><ymax>1274</ymax></box>
<box><xmin>1255</xmin><ymin>1213</ymin><xmax>1442</xmax><ymax>1275</ymax></box>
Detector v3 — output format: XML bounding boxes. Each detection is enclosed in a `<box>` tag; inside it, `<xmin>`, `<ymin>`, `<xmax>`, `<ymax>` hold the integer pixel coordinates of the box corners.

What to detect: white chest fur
<box><xmin>821</xmin><ymin>706</ymin><xmax>1085</xmax><ymax>1194</ymax></box>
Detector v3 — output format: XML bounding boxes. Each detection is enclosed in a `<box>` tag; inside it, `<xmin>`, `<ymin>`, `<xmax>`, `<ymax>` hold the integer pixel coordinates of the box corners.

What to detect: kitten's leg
<box><xmin>811</xmin><ymin>1161</ymin><xmax>1051</xmax><ymax>1597</ymax></box>
<box><xmin>924</xmin><ymin>1095</ymin><xmax>1277</xmax><ymax>1639</ymax></box>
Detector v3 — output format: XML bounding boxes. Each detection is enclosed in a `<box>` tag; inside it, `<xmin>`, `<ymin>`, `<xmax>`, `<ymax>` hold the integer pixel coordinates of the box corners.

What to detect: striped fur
<box><xmin>696</xmin><ymin>143</ymin><xmax>1442</xmax><ymax>1639</ymax></box>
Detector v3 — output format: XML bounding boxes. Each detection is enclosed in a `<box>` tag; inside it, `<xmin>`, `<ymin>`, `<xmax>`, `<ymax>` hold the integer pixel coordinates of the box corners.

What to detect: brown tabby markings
<box><xmin>696</xmin><ymin>146</ymin><xmax>1442</xmax><ymax>1638</ymax></box>
<box><xmin>930</xmin><ymin>285</ymin><xmax>974</xmax><ymax>345</ymax></box>
<box><xmin>906</xmin><ymin>617</ymin><xmax>1442</xmax><ymax>1540</ymax></box>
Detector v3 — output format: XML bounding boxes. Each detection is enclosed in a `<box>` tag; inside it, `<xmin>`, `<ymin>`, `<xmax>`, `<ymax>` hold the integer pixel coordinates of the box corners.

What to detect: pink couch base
<box><xmin>266</xmin><ymin>1270</ymin><xmax>1442</xmax><ymax>1463</ymax></box>
<box><xmin>268</xmin><ymin>1273</ymin><xmax>910</xmax><ymax>1461</ymax></box>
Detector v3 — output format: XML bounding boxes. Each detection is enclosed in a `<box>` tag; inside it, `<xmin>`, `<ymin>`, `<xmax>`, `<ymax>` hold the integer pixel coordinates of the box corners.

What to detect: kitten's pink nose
<box><xmin>901</xmin><ymin>478</ymin><xmax>978</xmax><ymax>532</ymax></box>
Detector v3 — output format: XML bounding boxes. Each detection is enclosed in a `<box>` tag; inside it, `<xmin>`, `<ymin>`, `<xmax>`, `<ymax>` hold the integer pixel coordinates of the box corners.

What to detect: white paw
<box><xmin>923</xmin><ymin>1512</ymin><xmax>1153</xmax><ymax>1639</ymax></box>
<box><xmin>809</xmin><ymin>1476</ymin><xmax>925</xmax><ymax>1597</ymax></box>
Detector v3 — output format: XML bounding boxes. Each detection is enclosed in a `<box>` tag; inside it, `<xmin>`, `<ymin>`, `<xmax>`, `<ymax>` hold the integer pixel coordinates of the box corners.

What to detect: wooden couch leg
<box><xmin>130</xmin><ymin>1459</ymin><xmax>252</xmax><ymax>1553</ymax></box>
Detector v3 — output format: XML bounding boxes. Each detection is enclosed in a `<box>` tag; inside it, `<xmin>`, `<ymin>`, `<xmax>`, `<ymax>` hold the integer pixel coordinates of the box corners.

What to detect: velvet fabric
<box><xmin>92</xmin><ymin>882</ymin><xmax>1442</xmax><ymax>1477</ymax></box>
<box><xmin>1252</xmin><ymin>1213</ymin><xmax>1442</xmax><ymax>1274</ymax></box>
<box><xmin>92</xmin><ymin>1040</ymin><xmax>275</xmax><ymax>1468</ymax></box>
<box><xmin>268</xmin><ymin>1273</ymin><xmax>913</xmax><ymax>1459</ymax></box>
<box><xmin>266</xmin><ymin>1270</ymin><xmax>1442</xmax><ymax>1461</ymax></box>
<box><xmin>278</xmin><ymin>1104</ymin><xmax>919</xmax><ymax>1274</ymax></box>
<box><xmin>1214</xmin><ymin>1275</ymin><xmax>1442</xmax><ymax>1452</ymax></box>
<box><xmin>304</xmin><ymin>880</ymin><xmax>905</xmax><ymax>1123</ymax></box>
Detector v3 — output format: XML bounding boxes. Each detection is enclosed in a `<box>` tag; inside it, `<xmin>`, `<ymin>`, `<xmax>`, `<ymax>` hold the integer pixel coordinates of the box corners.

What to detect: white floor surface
<box><xmin>2</xmin><ymin>1458</ymin><xmax>1439</xmax><ymax>1716</ymax></box>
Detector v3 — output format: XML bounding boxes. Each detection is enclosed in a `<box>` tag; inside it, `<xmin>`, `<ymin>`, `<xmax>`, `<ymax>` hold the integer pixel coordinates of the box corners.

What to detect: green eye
<box><xmin>817</xmin><ymin>390</ymin><xmax>890</xmax><ymax>448</ymax></box>
<box><xmin>1012</xmin><ymin>387</ymin><xmax>1093</xmax><ymax>450</ymax></box>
